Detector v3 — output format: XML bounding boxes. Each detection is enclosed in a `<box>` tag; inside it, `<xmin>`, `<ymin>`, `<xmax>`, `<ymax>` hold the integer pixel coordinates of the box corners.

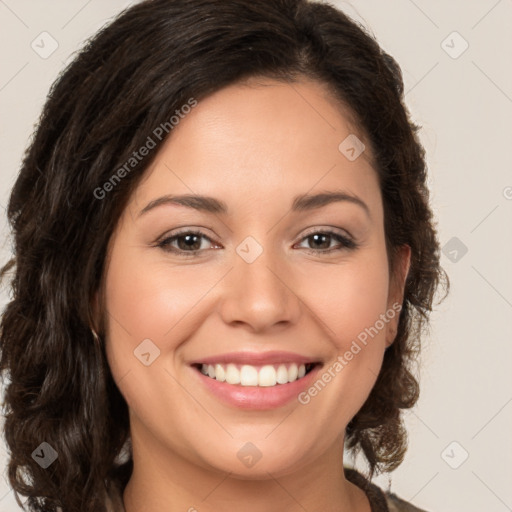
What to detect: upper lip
<box><xmin>190</xmin><ymin>351</ymin><xmax>321</xmax><ymax>366</ymax></box>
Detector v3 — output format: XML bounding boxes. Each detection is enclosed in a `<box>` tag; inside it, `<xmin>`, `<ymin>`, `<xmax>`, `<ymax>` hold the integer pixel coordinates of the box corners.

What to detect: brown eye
<box><xmin>296</xmin><ymin>230</ymin><xmax>357</xmax><ymax>254</ymax></box>
<box><xmin>156</xmin><ymin>230</ymin><xmax>215</xmax><ymax>256</ymax></box>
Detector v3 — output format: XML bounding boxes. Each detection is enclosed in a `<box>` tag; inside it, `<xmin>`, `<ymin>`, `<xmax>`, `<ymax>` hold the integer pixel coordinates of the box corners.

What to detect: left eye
<box><xmin>296</xmin><ymin>231</ymin><xmax>357</xmax><ymax>252</ymax></box>
<box><xmin>156</xmin><ymin>229</ymin><xmax>357</xmax><ymax>256</ymax></box>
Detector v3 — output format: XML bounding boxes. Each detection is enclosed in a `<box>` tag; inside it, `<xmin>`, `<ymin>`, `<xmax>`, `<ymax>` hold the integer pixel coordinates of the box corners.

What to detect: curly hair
<box><xmin>0</xmin><ymin>0</ymin><xmax>448</xmax><ymax>510</ymax></box>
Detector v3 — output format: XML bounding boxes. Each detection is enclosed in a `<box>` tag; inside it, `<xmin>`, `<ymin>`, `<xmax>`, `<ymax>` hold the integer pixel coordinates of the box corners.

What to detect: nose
<box><xmin>218</xmin><ymin>245</ymin><xmax>301</xmax><ymax>333</ymax></box>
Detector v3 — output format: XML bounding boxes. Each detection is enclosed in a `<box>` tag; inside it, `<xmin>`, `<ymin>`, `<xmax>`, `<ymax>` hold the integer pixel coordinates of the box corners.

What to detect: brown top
<box><xmin>344</xmin><ymin>468</ymin><xmax>429</xmax><ymax>512</ymax></box>
<box><xmin>106</xmin><ymin>467</ymin><xmax>429</xmax><ymax>512</ymax></box>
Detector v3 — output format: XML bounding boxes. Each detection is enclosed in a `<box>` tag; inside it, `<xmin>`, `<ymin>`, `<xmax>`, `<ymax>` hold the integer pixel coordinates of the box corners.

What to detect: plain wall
<box><xmin>1</xmin><ymin>1</ymin><xmax>511</xmax><ymax>510</ymax></box>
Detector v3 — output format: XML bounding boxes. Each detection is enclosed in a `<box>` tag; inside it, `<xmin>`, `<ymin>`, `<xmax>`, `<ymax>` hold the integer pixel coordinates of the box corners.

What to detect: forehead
<box><xmin>129</xmin><ymin>78</ymin><xmax>381</xmax><ymax>219</ymax></box>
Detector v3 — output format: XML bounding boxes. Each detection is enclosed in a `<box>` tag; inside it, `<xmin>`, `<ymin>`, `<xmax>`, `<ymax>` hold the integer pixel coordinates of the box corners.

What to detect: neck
<box><xmin>122</xmin><ymin>424</ymin><xmax>370</xmax><ymax>512</ymax></box>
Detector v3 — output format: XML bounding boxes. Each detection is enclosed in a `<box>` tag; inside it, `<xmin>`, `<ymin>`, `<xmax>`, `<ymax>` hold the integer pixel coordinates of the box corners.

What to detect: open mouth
<box><xmin>192</xmin><ymin>362</ymin><xmax>321</xmax><ymax>387</ymax></box>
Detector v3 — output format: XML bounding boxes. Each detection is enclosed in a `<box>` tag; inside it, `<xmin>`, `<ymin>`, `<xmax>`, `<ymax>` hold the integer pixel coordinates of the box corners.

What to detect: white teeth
<box><xmin>240</xmin><ymin>365</ymin><xmax>258</xmax><ymax>386</ymax></box>
<box><xmin>225</xmin><ymin>363</ymin><xmax>240</xmax><ymax>384</ymax></box>
<box><xmin>276</xmin><ymin>364</ymin><xmax>289</xmax><ymax>384</ymax></box>
<box><xmin>288</xmin><ymin>363</ymin><xmax>298</xmax><ymax>382</ymax></box>
<box><xmin>215</xmin><ymin>364</ymin><xmax>226</xmax><ymax>382</ymax></box>
<box><xmin>199</xmin><ymin>362</ymin><xmax>309</xmax><ymax>386</ymax></box>
<box><xmin>258</xmin><ymin>365</ymin><xmax>276</xmax><ymax>387</ymax></box>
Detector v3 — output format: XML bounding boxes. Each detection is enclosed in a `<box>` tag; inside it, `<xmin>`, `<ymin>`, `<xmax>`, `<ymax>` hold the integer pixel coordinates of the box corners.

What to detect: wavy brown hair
<box><xmin>0</xmin><ymin>0</ymin><xmax>448</xmax><ymax>510</ymax></box>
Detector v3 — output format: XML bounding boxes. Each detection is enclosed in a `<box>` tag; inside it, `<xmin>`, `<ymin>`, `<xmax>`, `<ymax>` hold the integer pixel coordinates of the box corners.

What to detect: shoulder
<box><xmin>385</xmin><ymin>492</ymin><xmax>430</xmax><ymax>512</ymax></box>
<box><xmin>344</xmin><ymin>467</ymin><xmax>430</xmax><ymax>512</ymax></box>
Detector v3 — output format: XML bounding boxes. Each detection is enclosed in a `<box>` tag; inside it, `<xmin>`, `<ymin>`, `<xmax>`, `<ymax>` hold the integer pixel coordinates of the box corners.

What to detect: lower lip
<box><xmin>191</xmin><ymin>365</ymin><xmax>322</xmax><ymax>410</ymax></box>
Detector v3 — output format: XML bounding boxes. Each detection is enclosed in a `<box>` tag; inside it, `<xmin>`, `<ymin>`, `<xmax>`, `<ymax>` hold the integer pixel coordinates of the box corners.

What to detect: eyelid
<box><xmin>294</xmin><ymin>227</ymin><xmax>357</xmax><ymax>252</ymax></box>
<box><xmin>155</xmin><ymin>228</ymin><xmax>218</xmax><ymax>248</ymax></box>
<box><xmin>299</xmin><ymin>225</ymin><xmax>353</xmax><ymax>240</ymax></box>
<box><xmin>156</xmin><ymin>226</ymin><xmax>217</xmax><ymax>243</ymax></box>
<box><xmin>155</xmin><ymin>225</ymin><xmax>358</xmax><ymax>256</ymax></box>
<box><xmin>155</xmin><ymin>226</ymin><xmax>352</xmax><ymax>245</ymax></box>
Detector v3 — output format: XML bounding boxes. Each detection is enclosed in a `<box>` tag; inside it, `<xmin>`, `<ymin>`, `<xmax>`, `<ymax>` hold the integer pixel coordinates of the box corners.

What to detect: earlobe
<box><xmin>385</xmin><ymin>327</ymin><xmax>396</xmax><ymax>347</ymax></box>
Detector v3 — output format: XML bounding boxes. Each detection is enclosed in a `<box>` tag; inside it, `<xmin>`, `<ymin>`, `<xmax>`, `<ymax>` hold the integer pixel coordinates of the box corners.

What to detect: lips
<box><xmin>191</xmin><ymin>359</ymin><xmax>324</xmax><ymax>410</ymax></box>
<box><xmin>189</xmin><ymin>350</ymin><xmax>321</xmax><ymax>367</ymax></box>
<box><xmin>191</xmin><ymin>351</ymin><xmax>322</xmax><ymax>406</ymax></box>
<box><xmin>190</xmin><ymin>351</ymin><xmax>322</xmax><ymax>386</ymax></box>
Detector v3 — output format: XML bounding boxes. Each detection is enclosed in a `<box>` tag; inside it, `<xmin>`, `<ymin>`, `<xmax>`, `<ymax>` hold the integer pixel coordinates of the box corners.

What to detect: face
<box><xmin>99</xmin><ymin>78</ymin><xmax>410</xmax><ymax>479</ymax></box>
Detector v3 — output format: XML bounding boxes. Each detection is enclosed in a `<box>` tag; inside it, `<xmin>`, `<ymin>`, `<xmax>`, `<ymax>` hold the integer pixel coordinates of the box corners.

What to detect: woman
<box><xmin>0</xmin><ymin>0</ymin><xmax>448</xmax><ymax>511</ymax></box>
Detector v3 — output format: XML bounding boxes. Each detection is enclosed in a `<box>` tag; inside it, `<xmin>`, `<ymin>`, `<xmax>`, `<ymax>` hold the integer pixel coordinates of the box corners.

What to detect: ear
<box><xmin>385</xmin><ymin>244</ymin><xmax>411</xmax><ymax>347</ymax></box>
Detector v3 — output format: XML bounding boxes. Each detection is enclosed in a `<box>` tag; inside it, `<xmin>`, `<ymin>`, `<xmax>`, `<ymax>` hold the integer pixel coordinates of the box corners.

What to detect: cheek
<box><xmin>102</xmin><ymin>243</ymin><xmax>178</xmax><ymax>382</ymax></box>
<box><xmin>104</xmin><ymin>244</ymin><xmax>207</xmax><ymax>347</ymax></box>
<box><xmin>102</xmin><ymin>242</ymin><xmax>225</xmax><ymax>398</ymax></box>
<box><xmin>304</xmin><ymin>253</ymin><xmax>390</xmax><ymax>352</ymax></box>
<box><xmin>296</xmin><ymin>249</ymin><xmax>391</xmax><ymax>415</ymax></box>
<box><xmin>102</xmin><ymin>249</ymin><xmax>201</xmax><ymax>441</ymax></box>
<box><xmin>295</xmin><ymin>275</ymin><xmax>390</xmax><ymax>432</ymax></box>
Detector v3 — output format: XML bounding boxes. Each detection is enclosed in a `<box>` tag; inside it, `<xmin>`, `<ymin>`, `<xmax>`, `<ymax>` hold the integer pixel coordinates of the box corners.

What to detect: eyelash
<box><xmin>155</xmin><ymin>228</ymin><xmax>358</xmax><ymax>257</ymax></box>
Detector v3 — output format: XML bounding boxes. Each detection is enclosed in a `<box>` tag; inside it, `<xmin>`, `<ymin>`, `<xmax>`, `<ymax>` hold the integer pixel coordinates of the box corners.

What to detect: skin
<box><xmin>97</xmin><ymin>77</ymin><xmax>411</xmax><ymax>512</ymax></box>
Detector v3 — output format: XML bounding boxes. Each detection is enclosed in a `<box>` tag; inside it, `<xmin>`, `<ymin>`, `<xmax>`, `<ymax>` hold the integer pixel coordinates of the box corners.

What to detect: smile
<box><xmin>195</xmin><ymin>362</ymin><xmax>318</xmax><ymax>387</ymax></box>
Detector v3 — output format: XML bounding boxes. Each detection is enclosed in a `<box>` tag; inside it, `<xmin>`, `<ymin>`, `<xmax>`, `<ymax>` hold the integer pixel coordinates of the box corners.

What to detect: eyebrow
<box><xmin>138</xmin><ymin>190</ymin><xmax>370</xmax><ymax>218</ymax></box>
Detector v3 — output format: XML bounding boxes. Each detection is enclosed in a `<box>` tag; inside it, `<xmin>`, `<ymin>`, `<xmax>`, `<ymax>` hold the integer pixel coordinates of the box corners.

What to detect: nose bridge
<box><xmin>219</xmin><ymin>235</ymin><xmax>299</xmax><ymax>330</ymax></box>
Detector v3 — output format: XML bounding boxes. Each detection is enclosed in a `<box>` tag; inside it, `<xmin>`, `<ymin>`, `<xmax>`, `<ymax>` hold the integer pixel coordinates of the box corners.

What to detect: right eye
<box><xmin>156</xmin><ymin>229</ymin><xmax>218</xmax><ymax>257</ymax></box>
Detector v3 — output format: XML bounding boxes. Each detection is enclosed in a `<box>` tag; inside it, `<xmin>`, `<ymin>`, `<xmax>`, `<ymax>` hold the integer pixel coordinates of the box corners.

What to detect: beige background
<box><xmin>1</xmin><ymin>1</ymin><xmax>511</xmax><ymax>510</ymax></box>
